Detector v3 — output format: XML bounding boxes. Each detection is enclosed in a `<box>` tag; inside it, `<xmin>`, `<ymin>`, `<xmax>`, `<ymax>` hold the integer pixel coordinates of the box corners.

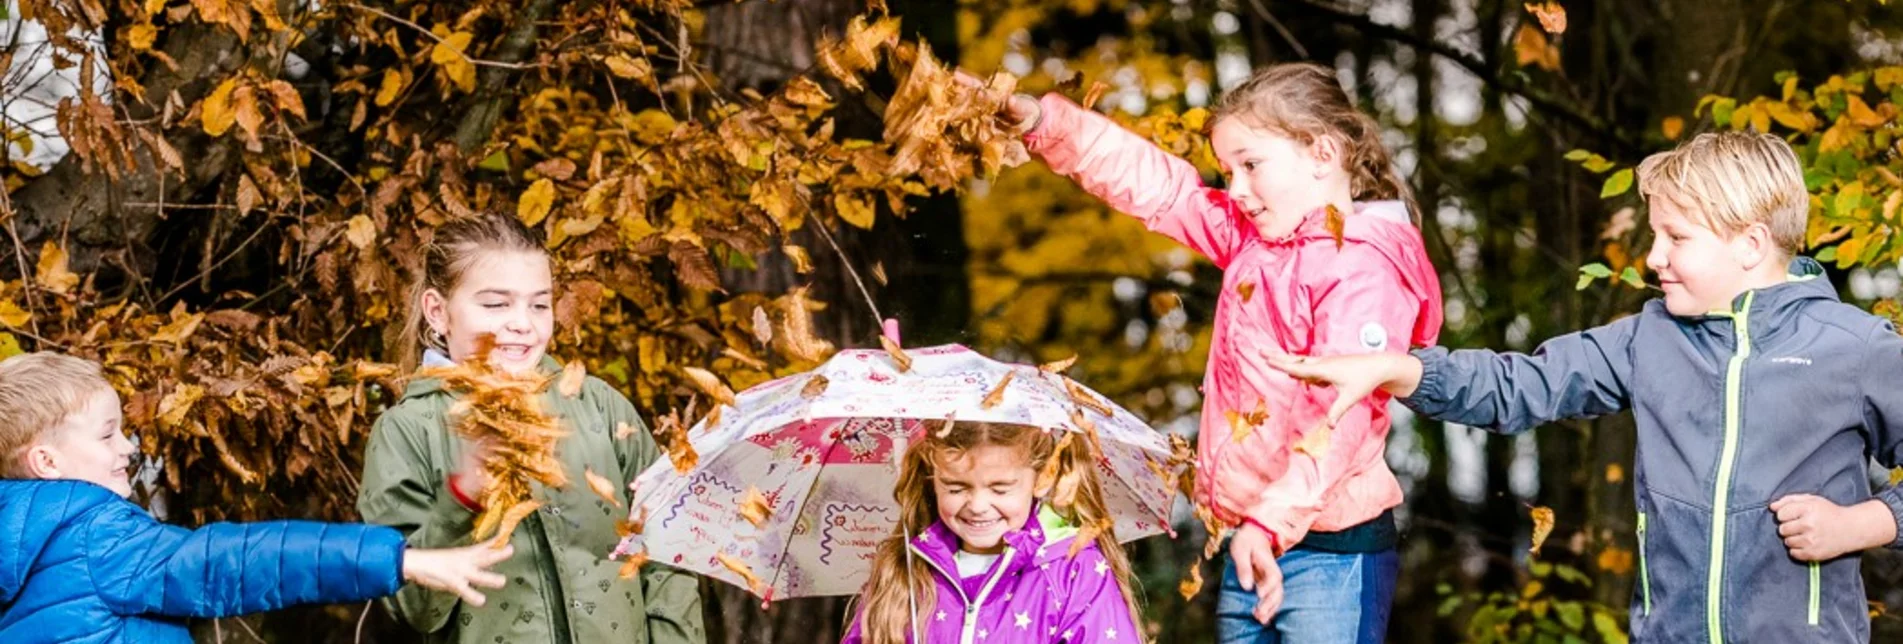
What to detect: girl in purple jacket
<box><xmin>844</xmin><ymin>421</ymin><xmax>1143</xmax><ymax>644</ymax></box>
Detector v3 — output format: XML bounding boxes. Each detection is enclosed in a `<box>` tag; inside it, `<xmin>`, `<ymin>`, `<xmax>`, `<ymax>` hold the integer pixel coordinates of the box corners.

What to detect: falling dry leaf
<box><xmin>739</xmin><ymin>487</ymin><xmax>772</xmax><ymax>527</ymax></box>
<box><xmin>982</xmin><ymin>371</ymin><xmax>1015</xmax><ymax>409</ymax></box>
<box><xmin>752</xmin><ymin>306</ymin><xmax>773</xmax><ymax>345</ymax></box>
<box><xmin>1513</xmin><ymin>23</ymin><xmax>1561</xmax><ymax>71</ymax></box>
<box><xmin>783</xmin><ymin>245</ymin><xmax>815</xmax><ymax>274</ymax></box>
<box><xmin>1530</xmin><ymin>506</ymin><xmax>1556</xmax><ymax>555</ymax></box>
<box><xmin>1291</xmin><ymin>421</ymin><xmax>1332</xmax><ymax>459</ymax></box>
<box><xmin>1035</xmin><ymin>430</ymin><xmax>1077</xmax><ymax>496</ymax></box>
<box><xmin>1068</xmin><ymin>517</ymin><xmax>1112</xmax><ymax>557</ymax></box>
<box><xmin>653</xmin><ymin>414</ymin><xmax>699</xmax><ymax>473</ymax></box>
<box><xmin>717</xmin><ymin>552</ymin><xmax>768</xmax><ymax>595</ymax></box>
<box><xmin>585</xmin><ymin>467</ymin><xmax>622</xmax><ymax>508</ymax></box>
<box><xmin>618</xmin><ymin>551</ymin><xmax>650</xmax><ymax>579</ymax></box>
<box><xmin>1324</xmin><ymin>204</ymin><xmax>1345</xmax><ymax>249</ymax></box>
<box><xmin>1525</xmin><ymin>1</ymin><xmax>1566</xmax><ymax>34</ymax></box>
<box><xmin>871</xmin><ymin>261</ymin><xmax>888</xmax><ymax>286</ymax></box>
<box><xmin>1038</xmin><ymin>354</ymin><xmax>1078</xmax><ymax>375</ymax></box>
<box><xmin>481</xmin><ymin>500</ymin><xmax>544</xmax><ymax>548</ymax></box>
<box><xmin>682</xmin><ymin>366</ymin><xmax>737</xmax><ymax>407</ymax></box>
<box><xmin>800</xmin><ymin>375</ymin><xmax>829</xmax><ymax>399</ymax></box>
<box><xmin>616</xmin><ymin>421</ymin><xmax>638</xmax><ymax>440</ymax></box>
<box><xmin>1149</xmin><ymin>291</ymin><xmax>1182</xmax><ymax>317</ymax></box>
<box><xmin>880</xmin><ymin>335</ymin><xmax>913</xmax><ymax>372</ymax></box>
<box><xmin>1194</xmin><ymin>502</ymin><xmax>1226</xmax><ymax>561</ymax></box>
<box><xmin>558</xmin><ymin>360</ymin><xmax>587</xmax><ymax>398</ymax></box>
<box><xmin>703</xmin><ymin>405</ymin><xmax>723</xmax><ymax>432</ymax></box>
<box><xmin>1605</xmin><ymin>463</ymin><xmax>1625</xmax><ymax>484</ymax></box>
<box><xmin>1236</xmin><ymin>282</ymin><xmax>1256</xmax><ymax>303</ymax></box>
<box><xmin>422</xmin><ymin>336</ymin><xmax>569</xmax><ymax>549</ymax></box>
<box><xmin>1178</xmin><ymin>561</ymin><xmax>1205</xmax><ymax>600</ymax></box>
<box><xmin>933</xmin><ymin>414</ymin><xmax>957</xmax><ymax>438</ymax></box>
<box><xmin>1661</xmin><ymin>116</ymin><xmax>1685</xmax><ymax>141</ymax></box>
<box><xmin>619</xmin><ymin>506</ymin><xmax>650</xmax><ymax>537</ymax></box>
<box><xmin>1069</xmin><ymin>407</ymin><xmax>1104</xmax><ymax>457</ymax></box>
<box><xmin>1081</xmin><ymin>81</ymin><xmax>1109</xmax><ymax>111</ymax></box>
<box><xmin>1064</xmin><ymin>379</ymin><xmax>1116</xmax><ymax>418</ymax></box>
<box><xmin>1597</xmin><ymin>545</ymin><xmax>1633</xmax><ymax>575</ymax></box>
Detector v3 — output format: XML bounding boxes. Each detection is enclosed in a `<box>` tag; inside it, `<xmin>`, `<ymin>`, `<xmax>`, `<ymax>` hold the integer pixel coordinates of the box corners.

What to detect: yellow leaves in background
<box><xmin>345</xmin><ymin>215</ymin><xmax>376</xmax><ymax>250</ymax></box>
<box><xmin>199</xmin><ymin>76</ymin><xmax>306</xmax><ymax>140</ymax></box>
<box><xmin>518</xmin><ymin>178</ymin><xmax>557</xmax><ymax>227</ymax></box>
<box><xmin>35</xmin><ymin>242</ymin><xmax>79</xmax><ymax>294</ymax></box>
<box><xmin>1525</xmin><ymin>2</ymin><xmax>1566</xmax><ymax>34</ymax></box>
<box><xmin>1513</xmin><ymin>23</ymin><xmax>1560</xmax><ymax>72</ymax></box>
<box><xmin>201</xmin><ymin>78</ymin><xmax>239</xmax><ymax>136</ymax></box>
<box><xmin>430</xmin><ymin>30</ymin><xmax>477</xmax><ymax>93</ymax></box>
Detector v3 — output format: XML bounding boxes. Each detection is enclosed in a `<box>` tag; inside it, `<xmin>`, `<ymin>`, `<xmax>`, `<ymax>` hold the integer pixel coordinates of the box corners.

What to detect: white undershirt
<box><xmin>953</xmin><ymin>550</ymin><xmax>1001</xmax><ymax>578</ymax></box>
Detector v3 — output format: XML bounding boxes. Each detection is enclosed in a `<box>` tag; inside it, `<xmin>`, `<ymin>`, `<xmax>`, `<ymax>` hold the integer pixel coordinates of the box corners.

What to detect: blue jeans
<box><xmin>1215</xmin><ymin>546</ymin><xmax>1399</xmax><ymax>644</ymax></box>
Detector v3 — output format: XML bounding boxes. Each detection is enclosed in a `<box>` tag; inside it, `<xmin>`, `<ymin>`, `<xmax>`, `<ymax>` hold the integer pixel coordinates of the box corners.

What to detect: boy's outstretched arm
<box><xmin>81</xmin><ymin>500</ymin><xmax>407</xmax><ymax>618</ymax></box>
<box><xmin>356</xmin><ymin>413</ymin><xmax>484</xmax><ymax>633</ymax></box>
<box><xmin>1268</xmin><ymin>314</ymin><xmax>1640</xmax><ymax>433</ymax></box>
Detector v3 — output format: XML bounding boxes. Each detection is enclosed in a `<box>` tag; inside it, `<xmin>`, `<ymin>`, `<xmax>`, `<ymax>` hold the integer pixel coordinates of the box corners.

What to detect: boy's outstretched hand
<box><xmin>1261</xmin><ymin>351</ymin><xmax>1425</xmax><ymax>427</ymax></box>
<box><xmin>1770</xmin><ymin>495</ymin><xmax>1898</xmax><ymax>561</ymax></box>
<box><xmin>402</xmin><ymin>541</ymin><xmax>514</xmax><ymax>606</ymax></box>
<box><xmin>1230</xmin><ymin>523</ymin><xmax>1284</xmax><ymax>624</ymax></box>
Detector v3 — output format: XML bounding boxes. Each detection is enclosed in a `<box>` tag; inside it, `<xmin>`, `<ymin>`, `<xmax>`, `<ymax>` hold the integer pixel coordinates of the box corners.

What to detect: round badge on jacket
<box><xmin>1358</xmin><ymin>322</ymin><xmax>1388</xmax><ymax>352</ymax></box>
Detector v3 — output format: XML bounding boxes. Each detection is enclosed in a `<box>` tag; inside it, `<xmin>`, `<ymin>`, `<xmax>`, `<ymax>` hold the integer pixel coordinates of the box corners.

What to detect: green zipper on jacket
<box><xmin>1638</xmin><ymin>512</ymin><xmax>1651</xmax><ymax>616</ymax></box>
<box><xmin>1809</xmin><ymin>561</ymin><xmax>1820</xmax><ymax>626</ymax></box>
<box><xmin>1707</xmin><ymin>291</ymin><xmax>1755</xmax><ymax>644</ymax></box>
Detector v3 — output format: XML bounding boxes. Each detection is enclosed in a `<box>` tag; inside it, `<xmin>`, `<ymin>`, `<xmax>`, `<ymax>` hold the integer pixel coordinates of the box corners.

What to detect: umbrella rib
<box><xmin>758</xmin><ymin>418</ymin><xmax>856</xmax><ymax>599</ymax></box>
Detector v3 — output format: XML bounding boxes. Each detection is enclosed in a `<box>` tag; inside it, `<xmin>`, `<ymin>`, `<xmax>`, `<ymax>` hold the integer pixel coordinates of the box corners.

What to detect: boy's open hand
<box><xmin>1770</xmin><ymin>495</ymin><xmax>1898</xmax><ymax>561</ymax></box>
<box><xmin>1230</xmin><ymin>523</ymin><xmax>1285</xmax><ymax>624</ymax></box>
<box><xmin>1262</xmin><ymin>351</ymin><xmax>1421</xmax><ymax>427</ymax></box>
<box><xmin>402</xmin><ymin>541</ymin><xmax>514</xmax><ymax>606</ymax></box>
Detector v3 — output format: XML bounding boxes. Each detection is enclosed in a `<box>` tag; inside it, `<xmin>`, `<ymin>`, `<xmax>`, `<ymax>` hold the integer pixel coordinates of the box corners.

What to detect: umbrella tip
<box><xmin>882</xmin><ymin>318</ymin><xmax>901</xmax><ymax>344</ymax></box>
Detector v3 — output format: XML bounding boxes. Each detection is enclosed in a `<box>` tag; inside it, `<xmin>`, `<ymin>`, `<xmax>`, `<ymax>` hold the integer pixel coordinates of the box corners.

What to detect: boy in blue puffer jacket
<box><xmin>1267</xmin><ymin>131</ymin><xmax>1903</xmax><ymax>642</ymax></box>
<box><xmin>0</xmin><ymin>352</ymin><xmax>515</xmax><ymax>644</ymax></box>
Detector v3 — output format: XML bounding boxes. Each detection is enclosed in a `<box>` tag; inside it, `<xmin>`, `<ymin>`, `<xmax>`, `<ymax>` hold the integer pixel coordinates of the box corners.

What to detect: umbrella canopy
<box><xmin>613</xmin><ymin>344</ymin><xmax>1182</xmax><ymax>601</ymax></box>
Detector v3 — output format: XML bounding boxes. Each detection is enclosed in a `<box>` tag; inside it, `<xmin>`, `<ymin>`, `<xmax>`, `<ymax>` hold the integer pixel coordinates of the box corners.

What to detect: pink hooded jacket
<box><xmin>1024</xmin><ymin>95</ymin><xmax>1443</xmax><ymax>551</ymax></box>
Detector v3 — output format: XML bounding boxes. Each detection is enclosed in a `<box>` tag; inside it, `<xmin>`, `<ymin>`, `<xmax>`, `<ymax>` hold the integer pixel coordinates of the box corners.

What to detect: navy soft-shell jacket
<box><xmin>0</xmin><ymin>480</ymin><xmax>406</xmax><ymax>643</ymax></box>
<box><xmin>1405</xmin><ymin>257</ymin><xmax>1903</xmax><ymax>643</ymax></box>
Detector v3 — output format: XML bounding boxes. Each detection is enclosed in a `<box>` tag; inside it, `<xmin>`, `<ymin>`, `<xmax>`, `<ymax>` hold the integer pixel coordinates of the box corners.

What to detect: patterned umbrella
<box><xmin>612</xmin><ymin>344</ymin><xmax>1182</xmax><ymax>601</ymax></box>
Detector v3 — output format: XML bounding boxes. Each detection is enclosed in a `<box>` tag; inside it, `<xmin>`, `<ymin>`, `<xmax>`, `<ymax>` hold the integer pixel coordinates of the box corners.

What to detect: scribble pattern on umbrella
<box><xmin>613</xmin><ymin>344</ymin><xmax>1181</xmax><ymax>600</ymax></box>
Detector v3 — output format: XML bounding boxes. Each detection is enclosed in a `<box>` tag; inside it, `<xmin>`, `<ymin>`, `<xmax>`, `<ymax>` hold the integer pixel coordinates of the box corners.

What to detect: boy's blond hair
<box><xmin>0</xmin><ymin>352</ymin><xmax>113</xmax><ymax>478</ymax></box>
<box><xmin>1636</xmin><ymin>131</ymin><xmax>1808</xmax><ymax>255</ymax></box>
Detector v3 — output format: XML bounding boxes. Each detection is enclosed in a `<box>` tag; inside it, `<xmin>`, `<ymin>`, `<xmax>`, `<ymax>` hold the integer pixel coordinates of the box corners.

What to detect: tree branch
<box><xmin>1264</xmin><ymin>0</ymin><xmax>1637</xmax><ymax>154</ymax></box>
<box><xmin>451</xmin><ymin>0</ymin><xmax>561</xmax><ymax>151</ymax></box>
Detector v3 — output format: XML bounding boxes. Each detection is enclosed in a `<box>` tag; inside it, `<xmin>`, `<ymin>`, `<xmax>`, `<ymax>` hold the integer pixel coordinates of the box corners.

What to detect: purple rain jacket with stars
<box><xmin>842</xmin><ymin>504</ymin><xmax>1142</xmax><ymax>644</ymax></box>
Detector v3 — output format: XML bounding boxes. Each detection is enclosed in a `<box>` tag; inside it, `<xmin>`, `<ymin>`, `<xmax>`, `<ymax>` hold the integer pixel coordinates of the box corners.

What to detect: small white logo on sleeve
<box><xmin>1358</xmin><ymin>322</ymin><xmax>1388</xmax><ymax>351</ymax></box>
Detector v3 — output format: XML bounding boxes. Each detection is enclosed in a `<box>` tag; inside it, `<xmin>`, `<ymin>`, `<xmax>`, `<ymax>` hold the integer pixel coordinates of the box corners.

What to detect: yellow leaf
<box><xmin>1038</xmin><ymin>354</ymin><xmax>1078</xmax><ymax>374</ymax></box>
<box><xmin>1890</xmin><ymin>467</ymin><xmax>1903</xmax><ymax>487</ymax></box>
<box><xmin>1749</xmin><ymin>103</ymin><xmax>1772</xmax><ymax>134</ymax></box>
<box><xmin>1764</xmin><ymin>101</ymin><xmax>1813</xmax><ymax>132</ymax></box>
<box><xmin>618</xmin><ymin>213</ymin><xmax>658</xmax><ymax>243</ymax></box>
<box><xmin>1848</xmin><ymin>95</ymin><xmax>1888</xmax><ymax>128</ymax></box>
<box><xmin>682</xmin><ymin>366</ymin><xmax>737</xmax><ymax>407</ymax></box>
<box><xmin>128</xmin><ymin>23</ymin><xmax>158</xmax><ymax>50</ymax></box>
<box><xmin>716</xmin><ymin>552</ymin><xmax>768</xmax><ymax>595</ymax></box>
<box><xmin>157</xmin><ymin>383</ymin><xmax>204</xmax><ymax>428</ymax></box>
<box><xmin>834</xmin><ymin>193</ymin><xmax>876</xmax><ymax>229</ymax></box>
<box><xmin>584</xmin><ymin>467</ymin><xmax>622</xmax><ymax>508</ymax></box>
<box><xmin>518</xmin><ymin>178</ymin><xmax>557</xmax><ymax>227</ymax></box>
<box><xmin>35</xmin><ymin>242</ymin><xmax>79</xmax><ymax>295</ymax></box>
<box><xmin>345</xmin><ymin>214</ymin><xmax>377</xmax><ymax>250</ymax></box>
<box><xmin>617</xmin><ymin>551</ymin><xmax>649</xmax><ymax>579</ymax></box>
<box><xmin>201</xmin><ymin>77</ymin><xmax>238</xmax><ymax>136</ymax></box>
<box><xmin>430</xmin><ymin>32</ymin><xmax>474</xmax><ymax>65</ymax></box>
<box><xmin>629</xmin><ymin>109</ymin><xmax>675</xmax><ymax>145</ymax></box>
<box><xmin>0</xmin><ymin>300</ymin><xmax>29</xmax><ymax>327</ymax></box>
<box><xmin>0</xmin><ymin>332</ymin><xmax>20</xmax><ymax>359</ymax></box>
<box><xmin>265</xmin><ymin>80</ymin><xmax>305</xmax><ymax>119</ymax></box>
<box><xmin>739</xmin><ymin>486</ymin><xmax>772</xmax><ymax>527</ymax></box>
<box><xmin>1605</xmin><ymin>463</ymin><xmax>1624</xmax><ymax>483</ymax></box>
<box><xmin>604</xmin><ymin>55</ymin><xmax>652</xmax><ymax>80</ymax></box>
<box><xmin>783</xmin><ymin>77</ymin><xmax>833</xmax><ymax>108</ymax></box>
<box><xmin>880</xmin><ymin>336</ymin><xmax>913</xmax><ymax>372</ymax></box>
<box><xmin>783</xmin><ymin>245</ymin><xmax>814</xmax><ymax>274</ymax></box>
<box><xmin>982</xmin><ymin>371</ymin><xmax>1014</xmax><ymax>409</ymax></box>
<box><xmin>374</xmin><ymin>69</ymin><xmax>404</xmax><ymax>107</ymax></box>
<box><xmin>1529</xmin><ymin>506</ymin><xmax>1556</xmax><ymax>556</ymax></box>
<box><xmin>558</xmin><ymin>360</ymin><xmax>586</xmax><ymax>398</ymax></box>
<box><xmin>1291</xmin><ymin>421</ymin><xmax>1331</xmax><ymax>459</ymax></box>
<box><xmin>1512</xmin><ymin>24</ymin><xmax>1559</xmax><ymax>71</ymax></box>
<box><xmin>1661</xmin><ymin>116</ymin><xmax>1684</xmax><ymax>140</ymax></box>
<box><xmin>1596</xmin><ymin>545</ymin><xmax>1634</xmax><ymax>575</ymax></box>
<box><xmin>1178</xmin><ymin>561</ymin><xmax>1205</xmax><ymax>600</ymax></box>
<box><xmin>1524</xmin><ymin>1</ymin><xmax>1566</xmax><ymax>34</ymax></box>
<box><xmin>801</xmin><ymin>375</ymin><xmax>828</xmax><ymax>398</ymax></box>
<box><xmin>232</xmin><ymin>86</ymin><xmax>263</xmax><ymax>139</ymax></box>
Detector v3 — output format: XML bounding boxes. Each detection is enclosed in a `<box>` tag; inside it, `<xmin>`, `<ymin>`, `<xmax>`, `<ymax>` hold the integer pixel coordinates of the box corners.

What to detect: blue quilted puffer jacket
<box><xmin>0</xmin><ymin>479</ymin><xmax>406</xmax><ymax>644</ymax></box>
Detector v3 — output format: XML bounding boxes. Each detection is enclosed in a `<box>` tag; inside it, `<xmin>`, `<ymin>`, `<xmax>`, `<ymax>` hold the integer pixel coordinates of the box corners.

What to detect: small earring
<box><xmin>428</xmin><ymin>328</ymin><xmax>448</xmax><ymax>349</ymax></box>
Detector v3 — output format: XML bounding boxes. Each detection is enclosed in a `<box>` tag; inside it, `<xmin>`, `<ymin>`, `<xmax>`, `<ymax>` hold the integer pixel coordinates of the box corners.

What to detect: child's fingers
<box><xmin>1326</xmin><ymin>398</ymin><xmax>1354</xmax><ymax>429</ymax></box>
<box><xmin>1778</xmin><ymin>519</ymin><xmax>1809</xmax><ymax>538</ymax></box>
<box><xmin>469</xmin><ymin>570</ymin><xmax>507</xmax><ymax>589</ymax></box>
<box><xmin>1235</xmin><ymin>551</ymin><xmax>1257</xmax><ymax>592</ymax></box>
<box><xmin>1773</xmin><ymin>497</ymin><xmax>1817</xmax><ymax>523</ymax></box>
<box><xmin>476</xmin><ymin>543</ymin><xmax>515</xmax><ymax>564</ymax></box>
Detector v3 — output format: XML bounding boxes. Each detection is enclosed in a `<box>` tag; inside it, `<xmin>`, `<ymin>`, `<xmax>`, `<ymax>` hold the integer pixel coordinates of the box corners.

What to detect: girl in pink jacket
<box><xmin>999</xmin><ymin>63</ymin><xmax>1443</xmax><ymax>642</ymax></box>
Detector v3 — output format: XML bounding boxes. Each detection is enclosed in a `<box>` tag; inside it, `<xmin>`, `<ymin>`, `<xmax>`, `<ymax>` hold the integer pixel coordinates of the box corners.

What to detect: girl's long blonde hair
<box><xmin>1211</xmin><ymin>62</ymin><xmax>1418</xmax><ymax>220</ymax></box>
<box><xmin>855</xmin><ymin>421</ymin><xmax>1144</xmax><ymax>644</ymax></box>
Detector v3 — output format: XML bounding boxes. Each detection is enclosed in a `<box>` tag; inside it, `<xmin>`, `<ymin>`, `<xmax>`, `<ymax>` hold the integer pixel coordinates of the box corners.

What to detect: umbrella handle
<box><xmin>882</xmin><ymin>318</ymin><xmax>901</xmax><ymax>344</ymax></box>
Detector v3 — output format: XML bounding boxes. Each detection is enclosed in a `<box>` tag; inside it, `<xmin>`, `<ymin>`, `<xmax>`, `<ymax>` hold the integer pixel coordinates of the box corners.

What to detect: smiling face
<box><xmin>423</xmin><ymin>250</ymin><xmax>555</xmax><ymax>374</ymax></box>
<box><xmin>25</xmin><ymin>387</ymin><xmax>136</xmax><ymax>497</ymax></box>
<box><xmin>1210</xmin><ymin>118</ymin><xmax>1346</xmax><ymax>240</ymax></box>
<box><xmin>932</xmin><ymin>444</ymin><xmax>1038</xmax><ymax>555</ymax></box>
<box><xmin>1644</xmin><ymin>195</ymin><xmax>1771</xmax><ymax>316</ymax></box>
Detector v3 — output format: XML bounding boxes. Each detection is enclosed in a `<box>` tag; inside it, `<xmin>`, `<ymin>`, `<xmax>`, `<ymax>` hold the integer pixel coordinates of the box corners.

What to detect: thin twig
<box><xmin>340</xmin><ymin>3</ymin><xmax>542</xmax><ymax>70</ymax></box>
<box><xmin>354</xmin><ymin>601</ymin><xmax>373</xmax><ymax>644</ymax></box>
<box><xmin>807</xmin><ymin>220</ymin><xmax>885</xmax><ymax>331</ymax></box>
<box><xmin>1245</xmin><ymin>0</ymin><xmax>1309</xmax><ymax>58</ymax></box>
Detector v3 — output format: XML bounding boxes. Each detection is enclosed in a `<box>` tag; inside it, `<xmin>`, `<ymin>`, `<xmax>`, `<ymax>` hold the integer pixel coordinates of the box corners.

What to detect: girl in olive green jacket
<box><xmin>358</xmin><ymin>212</ymin><xmax>704</xmax><ymax>644</ymax></box>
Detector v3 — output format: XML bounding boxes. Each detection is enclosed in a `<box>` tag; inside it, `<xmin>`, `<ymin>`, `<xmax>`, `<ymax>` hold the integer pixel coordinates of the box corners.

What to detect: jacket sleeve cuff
<box><xmin>1878</xmin><ymin>485</ymin><xmax>1903</xmax><ymax>550</ymax></box>
<box><xmin>1023</xmin><ymin>93</ymin><xmax>1079</xmax><ymax>153</ymax></box>
<box><xmin>1400</xmin><ymin>346</ymin><xmax>1452</xmax><ymax>413</ymax></box>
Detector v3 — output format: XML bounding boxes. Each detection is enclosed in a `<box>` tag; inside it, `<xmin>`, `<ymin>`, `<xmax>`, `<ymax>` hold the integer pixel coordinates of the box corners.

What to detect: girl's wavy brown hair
<box><xmin>1211</xmin><ymin>62</ymin><xmax>1417</xmax><ymax>220</ymax></box>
